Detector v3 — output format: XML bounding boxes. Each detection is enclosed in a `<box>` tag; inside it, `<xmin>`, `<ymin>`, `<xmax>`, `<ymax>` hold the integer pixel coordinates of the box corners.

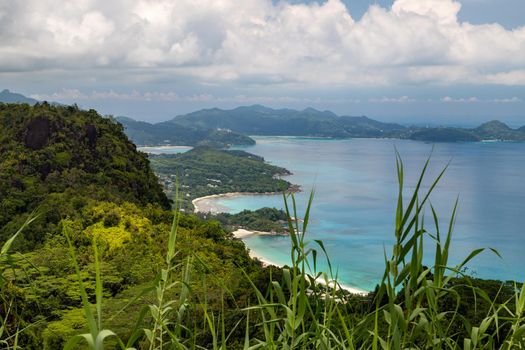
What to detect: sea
<box><xmin>149</xmin><ymin>137</ymin><xmax>525</xmax><ymax>292</ymax></box>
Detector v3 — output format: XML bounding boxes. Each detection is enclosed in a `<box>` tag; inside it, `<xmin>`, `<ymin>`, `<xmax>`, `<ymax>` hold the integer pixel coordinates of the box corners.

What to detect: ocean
<box><xmin>205</xmin><ymin>136</ymin><xmax>525</xmax><ymax>291</ymax></box>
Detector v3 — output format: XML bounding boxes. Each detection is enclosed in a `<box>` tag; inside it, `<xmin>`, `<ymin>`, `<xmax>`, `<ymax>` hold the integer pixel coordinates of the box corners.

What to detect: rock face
<box><xmin>85</xmin><ymin>124</ymin><xmax>97</xmax><ymax>149</ymax></box>
<box><xmin>24</xmin><ymin>117</ymin><xmax>51</xmax><ymax>150</ymax></box>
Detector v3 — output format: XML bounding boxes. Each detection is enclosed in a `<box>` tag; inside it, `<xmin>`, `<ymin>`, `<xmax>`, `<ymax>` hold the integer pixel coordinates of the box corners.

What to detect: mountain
<box><xmin>473</xmin><ymin>120</ymin><xmax>525</xmax><ymax>140</ymax></box>
<box><xmin>0</xmin><ymin>103</ymin><xmax>169</xmax><ymax>249</ymax></box>
<box><xmin>169</xmin><ymin>105</ymin><xmax>525</xmax><ymax>142</ymax></box>
<box><xmin>0</xmin><ymin>103</ymin><xmax>270</xmax><ymax>347</ymax></box>
<box><xmin>0</xmin><ymin>89</ymin><xmax>39</xmax><ymax>104</ymax></box>
<box><xmin>171</xmin><ymin>105</ymin><xmax>405</xmax><ymax>137</ymax></box>
<box><xmin>117</xmin><ymin>116</ymin><xmax>255</xmax><ymax>147</ymax></box>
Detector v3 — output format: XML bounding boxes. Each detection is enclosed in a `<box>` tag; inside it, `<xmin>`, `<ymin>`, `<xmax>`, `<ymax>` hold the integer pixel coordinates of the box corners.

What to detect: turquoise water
<box><xmin>210</xmin><ymin>136</ymin><xmax>525</xmax><ymax>291</ymax></box>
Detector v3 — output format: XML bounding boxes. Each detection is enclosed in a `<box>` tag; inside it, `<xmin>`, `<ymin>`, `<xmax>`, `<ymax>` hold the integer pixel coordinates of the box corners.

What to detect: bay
<box><xmin>209</xmin><ymin>136</ymin><xmax>525</xmax><ymax>291</ymax></box>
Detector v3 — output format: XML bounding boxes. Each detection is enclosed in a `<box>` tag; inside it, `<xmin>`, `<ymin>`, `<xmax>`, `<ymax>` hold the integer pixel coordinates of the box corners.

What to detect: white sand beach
<box><xmin>232</xmin><ymin>229</ymin><xmax>368</xmax><ymax>296</ymax></box>
<box><xmin>192</xmin><ymin>192</ymin><xmax>281</xmax><ymax>213</ymax></box>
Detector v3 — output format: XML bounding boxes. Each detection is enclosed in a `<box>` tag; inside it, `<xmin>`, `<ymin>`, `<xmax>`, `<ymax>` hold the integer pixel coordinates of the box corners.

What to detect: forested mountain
<box><xmin>0</xmin><ymin>102</ymin><xmax>271</xmax><ymax>348</ymax></box>
<box><xmin>0</xmin><ymin>102</ymin><xmax>170</xmax><ymax>249</ymax></box>
<box><xmin>117</xmin><ymin>116</ymin><xmax>255</xmax><ymax>147</ymax></box>
<box><xmin>171</xmin><ymin>105</ymin><xmax>405</xmax><ymax>138</ymax></box>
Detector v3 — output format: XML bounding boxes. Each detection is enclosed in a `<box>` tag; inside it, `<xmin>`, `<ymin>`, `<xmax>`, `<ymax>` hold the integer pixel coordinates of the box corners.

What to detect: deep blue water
<box><xmin>209</xmin><ymin>136</ymin><xmax>525</xmax><ymax>291</ymax></box>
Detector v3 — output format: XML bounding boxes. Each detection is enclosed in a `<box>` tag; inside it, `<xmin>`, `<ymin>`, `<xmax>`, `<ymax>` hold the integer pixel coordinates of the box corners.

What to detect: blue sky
<box><xmin>297</xmin><ymin>0</ymin><xmax>525</xmax><ymax>29</ymax></box>
<box><xmin>1</xmin><ymin>0</ymin><xmax>524</xmax><ymax>126</ymax></box>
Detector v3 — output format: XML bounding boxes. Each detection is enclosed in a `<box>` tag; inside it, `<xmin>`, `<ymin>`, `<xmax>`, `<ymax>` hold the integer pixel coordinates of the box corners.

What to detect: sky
<box><xmin>1</xmin><ymin>0</ymin><xmax>524</xmax><ymax>126</ymax></box>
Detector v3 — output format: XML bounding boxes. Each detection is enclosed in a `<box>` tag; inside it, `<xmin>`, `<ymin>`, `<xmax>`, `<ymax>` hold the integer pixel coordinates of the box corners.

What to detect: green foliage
<box><xmin>2</xmin><ymin>102</ymin><xmax>525</xmax><ymax>349</ymax></box>
<box><xmin>0</xmin><ymin>103</ymin><xmax>170</xmax><ymax>250</ymax></box>
<box><xmin>212</xmin><ymin>207</ymin><xmax>289</xmax><ymax>233</ymax></box>
<box><xmin>149</xmin><ymin>147</ymin><xmax>293</xmax><ymax>209</ymax></box>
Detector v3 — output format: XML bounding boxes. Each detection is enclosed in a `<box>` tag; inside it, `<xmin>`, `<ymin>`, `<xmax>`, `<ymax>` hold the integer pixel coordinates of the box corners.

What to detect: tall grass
<box><xmin>2</xmin><ymin>157</ymin><xmax>525</xmax><ymax>349</ymax></box>
<box><xmin>0</xmin><ymin>214</ymin><xmax>38</xmax><ymax>350</ymax></box>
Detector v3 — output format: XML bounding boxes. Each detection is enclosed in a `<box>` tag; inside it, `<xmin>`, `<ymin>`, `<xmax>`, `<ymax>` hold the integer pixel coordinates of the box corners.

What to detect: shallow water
<box><xmin>207</xmin><ymin>137</ymin><xmax>525</xmax><ymax>291</ymax></box>
<box><xmin>138</xmin><ymin>145</ymin><xmax>192</xmax><ymax>154</ymax></box>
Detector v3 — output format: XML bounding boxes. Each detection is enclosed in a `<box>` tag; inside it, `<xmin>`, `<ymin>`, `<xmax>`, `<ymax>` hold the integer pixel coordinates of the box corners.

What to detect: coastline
<box><xmin>192</xmin><ymin>191</ymin><xmax>285</xmax><ymax>213</ymax></box>
<box><xmin>232</xmin><ymin>229</ymin><xmax>368</xmax><ymax>296</ymax></box>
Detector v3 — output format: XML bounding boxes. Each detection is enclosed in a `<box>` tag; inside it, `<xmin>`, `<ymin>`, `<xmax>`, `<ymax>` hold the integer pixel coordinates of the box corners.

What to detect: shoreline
<box><xmin>232</xmin><ymin>229</ymin><xmax>368</xmax><ymax>296</ymax></box>
<box><xmin>192</xmin><ymin>191</ymin><xmax>285</xmax><ymax>213</ymax></box>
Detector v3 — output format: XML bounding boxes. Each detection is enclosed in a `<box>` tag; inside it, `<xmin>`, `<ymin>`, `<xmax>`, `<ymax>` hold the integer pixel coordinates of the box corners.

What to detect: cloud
<box><xmin>2</xmin><ymin>0</ymin><xmax>525</xmax><ymax>87</ymax></box>
<box><xmin>29</xmin><ymin>89</ymin><xmax>319</xmax><ymax>103</ymax></box>
<box><xmin>441</xmin><ymin>96</ymin><xmax>522</xmax><ymax>103</ymax></box>
<box><xmin>368</xmin><ymin>96</ymin><xmax>415</xmax><ymax>103</ymax></box>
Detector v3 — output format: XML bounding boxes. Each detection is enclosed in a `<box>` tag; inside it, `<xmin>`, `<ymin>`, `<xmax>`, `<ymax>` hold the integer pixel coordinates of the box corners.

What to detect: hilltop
<box><xmin>0</xmin><ymin>102</ymin><xmax>171</xmax><ymax>248</ymax></box>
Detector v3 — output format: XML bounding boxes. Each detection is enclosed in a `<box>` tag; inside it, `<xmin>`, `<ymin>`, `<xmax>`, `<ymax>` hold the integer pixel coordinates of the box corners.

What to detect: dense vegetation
<box><xmin>0</xmin><ymin>103</ymin><xmax>170</xmax><ymax>250</ymax></box>
<box><xmin>149</xmin><ymin>147</ymin><xmax>294</xmax><ymax>210</ymax></box>
<box><xmin>116</xmin><ymin>116</ymin><xmax>255</xmax><ymax>147</ymax></box>
<box><xmin>0</xmin><ymin>103</ymin><xmax>273</xmax><ymax>348</ymax></box>
<box><xmin>1</xmin><ymin>102</ymin><xmax>525</xmax><ymax>349</ymax></box>
<box><xmin>211</xmin><ymin>207</ymin><xmax>290</xmax><ymax>233</ymax></box>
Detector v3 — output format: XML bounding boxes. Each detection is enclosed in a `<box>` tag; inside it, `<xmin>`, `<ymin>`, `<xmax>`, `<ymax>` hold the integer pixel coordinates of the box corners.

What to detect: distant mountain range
<box><xmin>116</xmin><ymin>116</ymin><xmax>255</xmax><ymax>147</ymax></box>
<box><xmin>169</xmin><ymin>105</ymin><xmax>525</xmax><ymax>142</ymax></box>
<box><xmin>2</xmin><ymin>90</ymin><xmax>525</xmax><ymax>143</ymax></box>
<box><xmin>171</xmin><ymin>105</ymin><xmax>406</xmax><ymax>138</ymax></box>
<box><xmin>0</xmin><ymin>89</ymin><xmax>39</xmax><ymax>104</ymax></box>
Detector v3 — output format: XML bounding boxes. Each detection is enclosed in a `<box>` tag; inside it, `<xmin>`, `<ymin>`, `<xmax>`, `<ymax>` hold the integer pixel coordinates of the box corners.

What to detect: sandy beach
<box><xmin>192</xmin><ymin>192</ymin><xmax>282</xmax><ymax>213</ymax></box>
<box><xmin>138</xmin><ymin>145</ymin><xmax>193</xmax><ymax>154</ymax></box>
<box><xmin>232</xmin><ymin>229</ymin><xmax>368</xmax><ymax>296</ymax></box>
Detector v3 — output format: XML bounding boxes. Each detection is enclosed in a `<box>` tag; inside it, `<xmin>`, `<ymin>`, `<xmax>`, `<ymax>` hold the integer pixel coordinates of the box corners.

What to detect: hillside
<box><xmin>117</xmin><ymin>116</ymin><xmax>255</xmax><ymax>147</ymax></box>
<box><xmin>149</xmin><ymin>147</ymin><xmax>293</xmax><ymax>209</ymax></box>
<box><xmin>0</xmin><ymin>102</ymin><xmax>170</xmax><ymax>249</ymax></box>
<box><xmin>0</xmin><ymin>103</ymin><xmax>269</xmax><ymax>348</ymax></box>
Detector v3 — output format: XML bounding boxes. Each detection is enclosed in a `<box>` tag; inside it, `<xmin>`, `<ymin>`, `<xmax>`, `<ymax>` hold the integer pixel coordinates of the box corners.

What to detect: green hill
<box><xmin>0</xmin><ymin>103</ymin><xmax>170</xmax><ymax>249</ymax></box>
<box><xmin>149</xmin><ymin>146</ymin><xmax>293</xmax><ymax>209</ymax></box>
<box><xmin>0</xmin><ymin>103</ymin><xmax>268</xmax><ymax>348</ymax></box>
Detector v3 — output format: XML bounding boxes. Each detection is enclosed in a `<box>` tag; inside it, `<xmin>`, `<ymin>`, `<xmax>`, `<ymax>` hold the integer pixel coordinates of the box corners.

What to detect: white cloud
<box><xmin>441</xmin><ymin>96</ymin><xmax>522</xmax><ymax>103</ymax></box>
<box><xmin>2</xmin><ymin>0</ymin><xmax>525</xmax><ymax>86</ymax></box>
<box><xmin>368</xmin><ymin>96</ymin><xmax>415</xmax><ymax>103</ymax></box>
